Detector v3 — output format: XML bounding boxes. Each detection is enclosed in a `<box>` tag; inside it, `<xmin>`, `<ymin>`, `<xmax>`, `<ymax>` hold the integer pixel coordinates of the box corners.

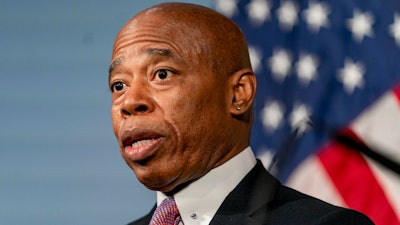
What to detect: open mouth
<box><xmin>120</xmin><ymin>128</ymin><xmax>165</xmax><ymax>161</ymax></box>
<box><xmin>130</xmin><ymin>138</ymin><xmax>157</xmax><ymax>148</ymax></box>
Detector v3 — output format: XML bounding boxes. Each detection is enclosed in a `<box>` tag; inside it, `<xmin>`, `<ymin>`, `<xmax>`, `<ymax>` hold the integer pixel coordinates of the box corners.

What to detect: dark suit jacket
<box><xmin>128</xmin><ymin>161</ymin><xmax>374</xmax><ymax>225</ymax></box>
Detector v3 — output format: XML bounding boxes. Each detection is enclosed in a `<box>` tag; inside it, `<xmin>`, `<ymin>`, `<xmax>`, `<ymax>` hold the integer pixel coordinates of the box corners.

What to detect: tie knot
<box><xmin>149</xmin><ymin>197</ymin><xmax>182</xmax><ymax>225</ymax></box>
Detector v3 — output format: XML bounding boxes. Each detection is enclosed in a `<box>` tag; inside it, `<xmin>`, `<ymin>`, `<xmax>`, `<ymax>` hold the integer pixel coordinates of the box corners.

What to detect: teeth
<box><xmin>131</xmin><ymin>139</ymin><xmax>154</xmax><ymax>148</ymax></box>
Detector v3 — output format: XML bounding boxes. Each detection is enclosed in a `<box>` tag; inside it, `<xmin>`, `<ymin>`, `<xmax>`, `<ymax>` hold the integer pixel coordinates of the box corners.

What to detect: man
<box><xmin>109</xmin><ymin>2</ymin><xmax>374</xmax><ymax>225</ymax></box>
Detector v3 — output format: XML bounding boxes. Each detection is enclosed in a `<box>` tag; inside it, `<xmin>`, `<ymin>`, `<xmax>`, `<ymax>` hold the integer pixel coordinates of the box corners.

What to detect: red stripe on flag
<box><xmin>393</xmin><ymin>84</ymin><xmax>400</xmax><ymax>104</ymax></box>
<box><xmin>317</xmin><ymin>142</ymin><xmax>400</xmax><ymax>225</ymax></box>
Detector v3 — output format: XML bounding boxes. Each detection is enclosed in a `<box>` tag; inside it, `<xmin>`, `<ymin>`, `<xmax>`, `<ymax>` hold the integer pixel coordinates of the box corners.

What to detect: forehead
<box><xmin>115</xmin><ymin>25</ymin><xmax>203</xmax><ymax>65</ymax></box>
<box><xmin>113</xmin><ymin>11</ymin><xmax>205</xmax><ymax>56</ymax></box>
<box><xmin>110</xmin><ymin>15</ymin><xmax>212</xmax><ymax>77</ymax></box>
<box><xmin>109</xmin><ymin>46</ymin><xmax>182</xmax><ymax>78</ymax></box>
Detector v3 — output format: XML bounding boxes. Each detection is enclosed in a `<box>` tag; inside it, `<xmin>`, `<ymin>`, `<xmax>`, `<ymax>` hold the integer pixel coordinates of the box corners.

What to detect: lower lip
<box><xmin>123</xmin><ymin>138</ymin><xmax>164</xmax><ymax>161</ymax></box>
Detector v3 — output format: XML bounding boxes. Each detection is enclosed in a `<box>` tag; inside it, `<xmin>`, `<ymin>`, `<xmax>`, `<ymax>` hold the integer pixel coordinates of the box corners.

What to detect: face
<box><xmin>109</xmin><ymin>14</ymin><xmax>236</xmax><ymax>192</ymax></box>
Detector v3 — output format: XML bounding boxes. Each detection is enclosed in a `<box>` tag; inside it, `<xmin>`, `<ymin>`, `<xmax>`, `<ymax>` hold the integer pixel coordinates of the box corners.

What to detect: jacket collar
<box><xmin>128</xmin><ymin>161</ymin><xmax>279</xmax><ymax>225</ymax></box>
<box><xmin>210</xmin><ymin>160</ymin><xmax>280</xmax><ymax>224</ymax></box>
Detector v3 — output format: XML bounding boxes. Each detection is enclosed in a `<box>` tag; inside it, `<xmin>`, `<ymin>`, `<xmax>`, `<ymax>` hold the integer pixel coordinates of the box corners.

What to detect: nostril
<box><xmin>121</xmin><ymin>104</ymin><xmax>149</xmax><ymax>117</ymax></box>
<box><xmin>122</xmin><ymin>109</ymin><xmax>131</xmax><ymax>116</ymax></box>
<box><xmin>135</xmin><ymin>105</ymin><xmax>148</xmax><ymax>112</ymax></box>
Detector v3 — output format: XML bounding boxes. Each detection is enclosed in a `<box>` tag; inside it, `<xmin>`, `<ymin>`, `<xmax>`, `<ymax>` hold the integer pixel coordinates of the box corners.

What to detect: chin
<box><xmin>137</xmin><ymin>170</ymin><xmax>187</xmax><ymax>194</ymax></box>
<box><xmin>139</xmin><ymin>178</ymin><xmax>177</xmax><ymax>193</ymax></box>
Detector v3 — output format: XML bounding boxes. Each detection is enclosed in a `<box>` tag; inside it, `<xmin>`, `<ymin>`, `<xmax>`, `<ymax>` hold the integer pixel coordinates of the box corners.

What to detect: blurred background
<box><xmin>0</xmin><ymin>1</ymin><xmax>212</xmax><ymax>224</ymax></box>
<box><xmin>2</xmin><ymin>0</ymin><xmax>400</xmax><ymax>225</ymax></box>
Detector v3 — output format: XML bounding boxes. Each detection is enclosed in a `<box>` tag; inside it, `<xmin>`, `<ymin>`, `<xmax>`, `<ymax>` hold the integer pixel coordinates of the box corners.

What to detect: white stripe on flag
<box><xmin>351</xmin><ymin>90</ymin><xmax>400</xmax><ymax>164</ymax></box>
<box><xmin>285</xmin><ymin>155</ymin><xmax>345</xmax><ymax>207</ymax></box>
<box><xmin>365</xmin><ymin>151</ymin><xmax>400</xmax><ymax>220</ymax></box>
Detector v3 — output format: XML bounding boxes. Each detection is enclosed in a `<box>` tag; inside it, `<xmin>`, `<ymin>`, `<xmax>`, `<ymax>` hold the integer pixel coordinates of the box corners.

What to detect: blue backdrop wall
<box><xmin>0</xmin><ymin>1</ymin><xmax>212</xmax><ymax>224</ymax></box>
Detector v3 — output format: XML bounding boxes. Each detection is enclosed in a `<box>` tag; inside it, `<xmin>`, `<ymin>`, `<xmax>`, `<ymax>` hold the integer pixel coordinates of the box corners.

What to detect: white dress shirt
<box><xmin>156</xmin><ymin>147</ymin><xmax>257</xmax><ymax>225</ymax></box>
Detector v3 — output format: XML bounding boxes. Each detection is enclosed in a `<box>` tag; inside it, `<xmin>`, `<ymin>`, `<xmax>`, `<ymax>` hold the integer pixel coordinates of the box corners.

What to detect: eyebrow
<box><xmin>144</xmin><ymin>48</ymin><xmax>173</xmax><ymax>58</ymax></box>
<box><xmin>108</xmin><ymin>48</ymin><xmax>177</xmax><ymax>82</ymax></box>
<box><xmin>108</xmin><ymin>57</ymin><xmax>124</xmax><ymax>82</ymax></box>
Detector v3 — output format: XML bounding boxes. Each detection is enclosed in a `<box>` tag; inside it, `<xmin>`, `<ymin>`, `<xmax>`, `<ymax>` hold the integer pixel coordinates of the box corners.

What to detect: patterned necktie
<box><xmin>149</xmin><ymin>197</ymin><xmax>182</xmax><ymax>225</ymax></box>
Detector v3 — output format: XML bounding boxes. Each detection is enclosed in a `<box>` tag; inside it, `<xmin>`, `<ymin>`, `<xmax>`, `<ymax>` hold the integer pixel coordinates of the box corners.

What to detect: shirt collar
<box><xmin>156</xmin><ymin>147</ymin><xmax>257</xmax><ymax>225</ymax></box>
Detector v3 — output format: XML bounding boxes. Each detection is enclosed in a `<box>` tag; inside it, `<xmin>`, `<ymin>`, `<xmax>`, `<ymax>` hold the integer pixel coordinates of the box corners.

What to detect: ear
<box><xmin>229</xmin><ymin>68</ymin><xmax>256</xmax><ymax>116</ymax></box>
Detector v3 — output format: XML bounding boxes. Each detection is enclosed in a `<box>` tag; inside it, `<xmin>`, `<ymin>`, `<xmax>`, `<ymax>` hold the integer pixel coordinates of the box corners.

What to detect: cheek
<box><xmin>168</xmin><ymin>88</ymin><xmax>225</xmax><ymax>147</ymax></box>
<box><xmin>169</xmin><ymin>92</ymin><xmax>206</xmax><ymax>124</ymax></box>
<box><xmin>110</xmin><ymin>105</ymin><xmax>122</xmax><ymax>137</ymax></box>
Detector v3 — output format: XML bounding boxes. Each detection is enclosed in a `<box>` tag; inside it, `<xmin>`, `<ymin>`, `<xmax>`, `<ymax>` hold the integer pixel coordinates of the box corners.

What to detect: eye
<box><xmin>110</xmin><ymin>81</ymin><xmax>126</xmax><ymax>92</ymax></box>
<box><xmin>154</xmin><ymin>69</ymin><xmax>172</xmax><ymax>80</ymax></box>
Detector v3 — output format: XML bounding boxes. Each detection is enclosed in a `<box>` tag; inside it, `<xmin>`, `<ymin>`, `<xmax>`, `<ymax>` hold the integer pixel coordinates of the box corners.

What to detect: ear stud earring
<box><xmin>236</xmin><ymin>106</ymin><xmax>241</xmax><ymax>111</ymax></box>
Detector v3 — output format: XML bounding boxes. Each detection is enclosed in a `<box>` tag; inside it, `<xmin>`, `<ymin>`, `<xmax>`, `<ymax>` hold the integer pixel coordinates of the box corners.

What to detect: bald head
<box><xmin>113</xmin><ymin>2</ymin><xmax>252</xmax><ymax>77</ymax></box>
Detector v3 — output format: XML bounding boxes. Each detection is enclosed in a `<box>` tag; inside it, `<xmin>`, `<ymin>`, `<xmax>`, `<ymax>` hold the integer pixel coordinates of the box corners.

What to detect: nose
<box><xmin>120</xmin><ymin>82</ymin><xmax>154</xmax><ymax>117</ymax></box>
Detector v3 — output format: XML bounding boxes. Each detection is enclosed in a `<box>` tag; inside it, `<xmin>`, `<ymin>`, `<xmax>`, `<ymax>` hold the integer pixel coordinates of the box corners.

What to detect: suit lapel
<box><xmin>210</xmin><ymin>161</ymin><xmax>280</xmax><ymax>224</ymax></box>
<box><xmin>130</xmin><ymin>161</ymin><xmax>279</xmax><ymax>225</ymax></box>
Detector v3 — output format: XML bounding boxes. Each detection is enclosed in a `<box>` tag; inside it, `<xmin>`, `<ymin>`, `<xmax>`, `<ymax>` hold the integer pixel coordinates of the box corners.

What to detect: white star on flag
<box><xmin>295</xmin><ymin>53</ymin><xmax>319</xmax><ymax>86</ymax></box>
<box><xmin>215</xmin><ymin>0</ymin><xmax>238</xmax><ymax>18</ymax></box>
<box><xmin>276</xmin><ymin>1</ymin><xmax>299</xmax><ymax>32</ymax></box>
<box><xmin>302</xmin><ymin>1</ymin><xmax>330</xmax><ymax>33</ymax></box>
<box><xmin>268</xmin><ymin>48</ymin><xmax>292</xmax><ymax>82</ymax></box>
<box><xmin>289</xmin><ymin>104</ymin><xmax>312</xmax><ymax>136</ymax></box>
<box><xmin>337</xmin><ymin>58</ymin><xmax>365</xmax><ymax>94</ymax></box>
<box><xmin>389</xmin><ymin>13</ymin><xmax>400</xmax><ymax>46</ymax></box>
<box><xmin>261</xmin><ymin>100</ymin><xmax>285</xmax><ymax>132</ymax></box>
<box><xmin>346</xmin><ymin>9</ymin><xmax>375</xmax><ymax>43</ymax></box>
<box><xmin>257</xmin><ymin>149</ymin><xmax>276</xmax><ymax>173</ymax></box>
<box><xmin>248</xmin><ymin>46</ymin><xmax>263</xmax><ymax>73</ymax></box>
<box><xmin>246</xmin><ymin>0</ymin><xmax>272</xmax><ymax>26</ymax></box>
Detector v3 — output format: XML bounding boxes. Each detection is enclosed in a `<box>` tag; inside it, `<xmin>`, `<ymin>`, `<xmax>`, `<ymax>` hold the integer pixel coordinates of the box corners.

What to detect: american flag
<box><xmin>214</xmin><ymin>0</ymin><xmax>400</xmax><ymax>224</ymax></box>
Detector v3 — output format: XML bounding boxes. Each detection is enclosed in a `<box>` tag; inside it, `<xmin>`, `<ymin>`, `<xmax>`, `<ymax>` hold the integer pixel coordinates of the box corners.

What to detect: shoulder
<box><xmin>226</xmin><ymin>161</ymin><xmax>374</xmax><ymax>224</ymax></box>
<box><xmin>266</xmin><ymin>185</ymin><xmax>374</xmax><ymax>225</ymax></box>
